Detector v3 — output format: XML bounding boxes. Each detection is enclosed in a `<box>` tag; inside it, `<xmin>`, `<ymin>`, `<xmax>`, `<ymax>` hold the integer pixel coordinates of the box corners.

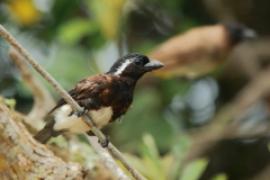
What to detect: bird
<box><xmin>34</xmin><ymin>53</ymin><xmax>163</xmax><ymax>145</ymax></box>
<box><xmin>149</xmin><ymin>23</ymin><xmax>256</xmax><ymax>79</ymax></box>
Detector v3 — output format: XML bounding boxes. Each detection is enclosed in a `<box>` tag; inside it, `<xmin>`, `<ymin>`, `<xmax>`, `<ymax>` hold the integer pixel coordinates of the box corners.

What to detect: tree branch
<box><xmin>0</xmin><ymin>24</ymin><xmax>145</xmax><ymax>180</ymax></box>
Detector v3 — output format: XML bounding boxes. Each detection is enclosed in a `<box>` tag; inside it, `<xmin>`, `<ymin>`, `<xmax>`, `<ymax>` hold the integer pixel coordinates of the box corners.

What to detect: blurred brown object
<box><xmin>224</xmin><ymin>39</ymin><xmax>270</xmax><ymax>78</ymax></box>
<box><xmin>218</xmin><ymin>39</ymin><xmax>270</xmax><ymax>102</ymax></box>
<box><xmin>204</xmin><ymin>0</ymin><xmax>270</xmax><ymax>35</ymax></box>
<box><xmin>149</xmin><ymin>23</ymin><xmax>256</xmax><ymax>78</ymax></box>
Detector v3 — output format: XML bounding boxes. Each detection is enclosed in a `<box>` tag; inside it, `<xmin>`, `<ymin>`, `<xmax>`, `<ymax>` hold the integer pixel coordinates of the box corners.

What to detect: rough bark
<box><xmin>0</xmin><ymin>101</ymin><xmax>85</xmax><ymax>179</ymax></box>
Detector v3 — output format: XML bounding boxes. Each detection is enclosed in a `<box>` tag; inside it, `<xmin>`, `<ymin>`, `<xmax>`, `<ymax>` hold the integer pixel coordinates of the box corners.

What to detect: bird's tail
<box><xmin>34</xmin><ymin>120</ymin><xmax>61</xmax><ymax>144</ymax></box>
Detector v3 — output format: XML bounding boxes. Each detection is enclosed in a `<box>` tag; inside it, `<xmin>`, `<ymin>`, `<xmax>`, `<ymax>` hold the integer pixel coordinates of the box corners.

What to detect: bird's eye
<box><xmin>134</xmin><ymin>59</ymin><xmax>143</xmax><ymax>66</ymax></box>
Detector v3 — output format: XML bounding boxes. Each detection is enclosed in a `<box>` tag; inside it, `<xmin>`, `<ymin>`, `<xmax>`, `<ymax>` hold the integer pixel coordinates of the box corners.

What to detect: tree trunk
<box><xmin>0</xmin><ymin>102</ymin><xmax>86</xmax><ymax>179</ymax></box>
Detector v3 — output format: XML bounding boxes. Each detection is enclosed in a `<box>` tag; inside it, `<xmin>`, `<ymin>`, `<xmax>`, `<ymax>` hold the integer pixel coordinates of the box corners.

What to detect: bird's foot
<box><xmin>98</xmin><ymin>136</ymin><xmax>110</xmax><ymax>148</ymax></box>
<box><xmin>75</xmin><ymin>108</ymin><xmax>88</xmax><ymax>117</ymax></box>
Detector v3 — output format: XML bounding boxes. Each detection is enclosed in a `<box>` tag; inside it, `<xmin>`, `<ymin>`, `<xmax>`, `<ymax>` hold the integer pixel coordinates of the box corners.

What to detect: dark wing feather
<box><xmin>47</xmin><ymin>75</ymin><xmax>112</xmax><ymax>115</ymax></box>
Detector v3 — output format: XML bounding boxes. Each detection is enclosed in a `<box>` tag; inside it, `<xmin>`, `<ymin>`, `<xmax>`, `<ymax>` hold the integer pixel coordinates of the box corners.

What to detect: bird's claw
<box><xmin>98</xmin><ymin>136</ymin><xmax>110</xmax><ymax>148</ymax></box>
<box><xmin>75</xmin><ymin>108</ymin><xmax>88</xmax><ymax>117</ymax></box>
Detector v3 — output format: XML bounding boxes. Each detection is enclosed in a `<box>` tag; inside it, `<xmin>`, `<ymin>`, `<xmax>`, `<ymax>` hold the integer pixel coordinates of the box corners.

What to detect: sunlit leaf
<box><xmin>180</xmin><ymin>159</ymin><xmax>208</xmax><ymax>180</ymax></box>
<box><xmin>141</xmin><ymin>134</ymin><xmax>166</xmax><ymax>180</ymax></box>
<box><xmin>4</xmin><ymin>98</ymin><xmax>16</xmax><ymax>109</ymax></box>
<box><xmin>125</xmin><ymin>134</ymin><xmax>173</xmax><ymax>180</ymax></box>
<box><xmin>87</xmin><ymin>0</ymin><xmax>126</xmax><ymax>39</ymax></box>
<box><xmin>212</xmin><ymin>173</ymin><xmax>227</xmax><ymax>180</ymax></box>
<box><xmin>162</xmin><ymin>154</ymin><xmax>174</xmax><ymax>179</ymax></box>
<box><xmin>142</xmin><ymin>134</ymin><xmax>159</xmax><ymax>159</ymax></box>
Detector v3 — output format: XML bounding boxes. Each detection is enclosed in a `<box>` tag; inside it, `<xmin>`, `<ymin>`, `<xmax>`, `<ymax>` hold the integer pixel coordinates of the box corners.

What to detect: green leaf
<box><xmin>58</xmin><ymin>18</ymin><xmax>98</xmax><ymax>45</ymax></box>
<box><xmin>142</xmin><ymin>134</ymin><xmax>159</xmax><ymax>159</ymax></box>
<box><xmin>180</xmin><ymin>159</ymin><xmax>208</xmax><ymax>180</ymax></box>
<box><xmin>212</xmin><ymin>173</ymin><xmax>227</xmax><ymax>180</ymax></box>
<box><xmin>4</xmin><ymin>98</ymin><xmax>16</xmax><ymax>109</ymax></box>
<box><xmin>141</xmin><ymin>134</ymin><xmax>166</xmax><ymax>180</ymax></box>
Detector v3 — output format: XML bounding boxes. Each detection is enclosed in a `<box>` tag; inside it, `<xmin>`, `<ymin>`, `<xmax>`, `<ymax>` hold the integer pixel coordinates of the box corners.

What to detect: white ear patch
<box><xmin>114</xmin><ymin>60</ymin><xmax>132</xmax><ymax>75</ymax></box>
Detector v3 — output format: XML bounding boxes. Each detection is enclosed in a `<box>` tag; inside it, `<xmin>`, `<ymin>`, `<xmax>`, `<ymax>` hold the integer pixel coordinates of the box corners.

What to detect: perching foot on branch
<box><xmin>74</xmin><ymin>107</ymin><xmax>88</xmax><ymax>117</ymax></box>
<box><xmin>99</xmin><ymin>135</ymin><xmax>110</xmax><ymax>148</ymax></box>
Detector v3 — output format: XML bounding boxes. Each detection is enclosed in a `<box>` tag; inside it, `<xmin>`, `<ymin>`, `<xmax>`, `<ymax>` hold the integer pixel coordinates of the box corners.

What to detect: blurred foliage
<box><xmin>212</xmin><ymin>174</ymin><xmax>228</xmax><ymax>180</ymax></box>
<box><xmin>87</xmin><ymin>0</ymin><xmax>126</xmax><ymax>39</ymax></box>
<box><xmin>7</xmin><ymin>0</ymin><xmax>40</xmax><ymax>26</ymax></box>
<box><xmin>3</xmin><ymin>98</ymin><xmax>16</xmax><ymax>110</ymax></box>
<box><xmin>57</xmin><ymin>19</ymin><xmax>99</xmax><ymax>45</ymax></box>
<box><xmin>45</xmin><ymin>46</ymin><xmax>99</xmax><ymax>88</ymax></box>
<box><xmin>110</xmin><ymin>87</ymin><xmax>173</xmax><ymax>151</ymax></box>
<box><xmin>126</xmin><ymin>134</ymin><xmax>191</xmax><ymax>180</ymax></box>
<box><xmin>180</xmin><ymin>159</ymin><xmax>208</xmax><ymax>180</ymax></box>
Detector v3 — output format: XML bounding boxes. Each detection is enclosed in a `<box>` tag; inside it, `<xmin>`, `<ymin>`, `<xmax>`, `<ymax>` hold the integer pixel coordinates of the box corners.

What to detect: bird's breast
<box><xmin>53</xmin><ymin>104</ymin><xmax>113</xmax><ymax>133</ymax></box>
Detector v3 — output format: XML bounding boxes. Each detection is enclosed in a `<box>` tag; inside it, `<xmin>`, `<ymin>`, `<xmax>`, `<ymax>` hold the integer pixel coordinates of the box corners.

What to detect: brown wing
<box><xmin>47</xmin><ymin>74</ymin><xmax>112</xmax><ymax>114</ymax></box>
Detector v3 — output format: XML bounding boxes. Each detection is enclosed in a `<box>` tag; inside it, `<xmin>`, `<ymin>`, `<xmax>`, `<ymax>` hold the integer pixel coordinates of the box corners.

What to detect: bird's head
<box><xmin>107</xmin><ymin>53</ymin><xmax>163</xmax><ymax>79</ymax></box>
<box><xmin>224</xmin><ymin>22</ymin><xmax>257</xmax><ymax>46</ymax></box>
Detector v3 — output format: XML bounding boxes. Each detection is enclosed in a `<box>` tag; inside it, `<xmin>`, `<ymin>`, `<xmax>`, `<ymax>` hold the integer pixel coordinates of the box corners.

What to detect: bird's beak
<box><xmin>243</xmin><ymin>28</ymin><xmax>257</xmax><ymax>39</ymax></box>
<box><xmin>144</xmin><ymin>59</ymin><xmax>164</xmax><ymax>71</ymax></box>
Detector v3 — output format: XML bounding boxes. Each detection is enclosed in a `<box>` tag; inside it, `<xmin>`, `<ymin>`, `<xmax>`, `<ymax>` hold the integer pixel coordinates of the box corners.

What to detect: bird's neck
<box><xmin>120</xmin><ymin>76</ymin><xmax>138</xmax><ymax>89</ymax></box>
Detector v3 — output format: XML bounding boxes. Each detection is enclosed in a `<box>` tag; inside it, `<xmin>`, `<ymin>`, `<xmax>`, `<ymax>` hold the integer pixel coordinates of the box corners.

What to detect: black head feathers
<box><xmin>107</xmin><ymin>53</ymin><xmax>163</xmax><ymax>79</ymax></box>
<box><xmin>224</xmin><ymin>22</ymin><xmax>256</xmax><ymax>45</ymax></box>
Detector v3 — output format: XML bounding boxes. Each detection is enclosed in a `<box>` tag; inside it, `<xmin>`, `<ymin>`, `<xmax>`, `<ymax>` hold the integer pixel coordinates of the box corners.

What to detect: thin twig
<box><xmin>9</xmin><ymin>48</ymin><xmax>55</xmax><ymax>129</ymax></box>
<box><xmin>0</xmin><ymin>24</ymin><xmax>145</xmax><ymax>180</ymax></box>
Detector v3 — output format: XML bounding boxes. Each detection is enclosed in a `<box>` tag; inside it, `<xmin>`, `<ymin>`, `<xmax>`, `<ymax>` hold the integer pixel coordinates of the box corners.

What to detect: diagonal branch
<box><xmin>0</xmin><ymin>24</ymin><xmax>145</xmax><ymax>180</ymax></box>
<box><xmin>88</xmin><ymin>136</ymin><xmax>130</xmax><ymax>180</ymax></box>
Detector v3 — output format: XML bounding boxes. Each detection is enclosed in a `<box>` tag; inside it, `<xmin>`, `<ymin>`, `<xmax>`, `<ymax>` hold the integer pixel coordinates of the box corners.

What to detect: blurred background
<box><xmin>1</xmin><ymin>0</ymin><xmax>270</xmax><ymax>179</ymax></box>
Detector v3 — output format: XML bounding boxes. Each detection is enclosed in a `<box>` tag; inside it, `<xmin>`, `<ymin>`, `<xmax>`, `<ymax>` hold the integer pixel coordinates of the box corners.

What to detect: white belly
<box><xmin>53</xmin><ymin>104</ymin><xmax>113</xmax><ymax>133</ymax></box>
